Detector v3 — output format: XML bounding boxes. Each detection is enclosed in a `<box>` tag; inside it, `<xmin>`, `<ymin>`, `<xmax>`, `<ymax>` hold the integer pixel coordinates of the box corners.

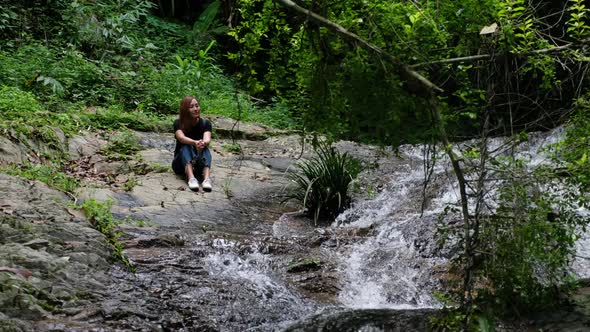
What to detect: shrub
<box><xmin>79</xmin><ymin>105</ymin><xmax>171</xmax><ymax>132</ymax></box>
<box><xmin>285</xmin><ymin>142</ymin><xmax>360</xmax><ymax>224</ymax></box>
<box><xmin>0</xmin><ymin>44</ymin><xmax>53</xmax><ymax>89</ymax></box>
<box><xmin>0</xmin><ymin>86</ymin><xmax>44</xmax><ymax>119</ymax></box>
<box><xmin>47</xmin><ymin>49</ymin><xmax>113</xmax><ymax>103</ymax></box>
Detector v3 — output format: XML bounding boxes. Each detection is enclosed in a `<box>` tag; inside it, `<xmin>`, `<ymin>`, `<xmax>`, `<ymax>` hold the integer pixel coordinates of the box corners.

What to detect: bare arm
<box><xmin>196</xmin><ymin>131</ymin><xmax>211</xmax><ymax>151</ymax></box>
<box><xmin>202</xmin><ymin>131</ymin><xmax>211</xmax><ymax>146</ymax></box>
<box><xmin>176</xmin><ymin>129</ymin><xmax>212</xmax><ymax>151</ymax></box>
<box><xmin>175</xmin><ymin>129</ymin><xmax>198</xmax><ymax>146</ymax></box>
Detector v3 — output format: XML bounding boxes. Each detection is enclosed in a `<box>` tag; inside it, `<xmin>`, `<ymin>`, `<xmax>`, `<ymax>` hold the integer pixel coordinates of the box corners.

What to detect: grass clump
<box><xmin>285</xmin><ymin>142</ymin><xmax>360</xmax><ymax>224</ymax></box>
<box><xmin>78</xmin><ymin>199</ymin><xmax>134</xmax><ymax>272</ymax></box>
<box><xmin>222</xmin><ymin>143</ymin><xmax>242</xmax><ymax>153</ymax></box>
<box><xmin>101</xmin><ymin>130</ymin><xmax>141</xmax><ymax>160</ymax></box>
<box><xmin>79</xmin><ymin>105</ymin><xmax>171</xmax><ymax>132</ymax></box>
<box><xmin>1</xmin><ymin>163</ymin><xmax>79</xmax><ymax>195</ymax></box>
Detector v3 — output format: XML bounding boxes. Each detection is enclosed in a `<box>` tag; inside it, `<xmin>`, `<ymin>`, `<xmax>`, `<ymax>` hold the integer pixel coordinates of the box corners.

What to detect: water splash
<box><xmin>333</xmin><ymin>126</ymin><xmax>587</xmax><ymax>310</ymax></box>
<box><xmin>336</xmin><ymin>153</ymin><xmax>449</xmax><ymax>309</ymax></box>
<box><xmin>203</xmin><ymin>251</ymin><xmax>318</xmax><ymax>330</ymax></box>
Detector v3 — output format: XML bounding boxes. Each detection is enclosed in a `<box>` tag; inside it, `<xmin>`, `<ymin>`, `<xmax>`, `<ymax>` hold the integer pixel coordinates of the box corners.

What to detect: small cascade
<box><xmin>333</xmin><ymin>126</ymin><xmax>589</xmax><ymax>311</ymax></box>
<box><xmin>202</xmin><ymin>242</ymin><xmax>319</xmax><ymax>330</ymax></box>
<box><xmin>335</xmin><ymin>148</ymin><xmax>452</xmax><ymax>309</ymax></box>
<box><xmin>573</xmin><ymin>209</ymin><xmax>590</xmax><ymax>279</ymax></box>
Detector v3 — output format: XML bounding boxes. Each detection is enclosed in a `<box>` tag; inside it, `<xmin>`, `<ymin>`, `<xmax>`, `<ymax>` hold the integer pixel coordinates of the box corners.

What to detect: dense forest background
<box><xmin>1</xmin><ymin>0</ymin><xmax>590</xmax><ymax>330</ymax></box>
<box><xmin>1</xmin><ymin>0</ymin><xmax>588</xmax><ymax>144</ymax></box>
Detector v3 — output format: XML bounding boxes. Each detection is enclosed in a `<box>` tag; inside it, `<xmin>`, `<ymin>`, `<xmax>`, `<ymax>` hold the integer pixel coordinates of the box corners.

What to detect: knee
<box><xmin>179</xmin><ymin>144</ymin><xmax>194</xmax><ymax>154</ymax></box>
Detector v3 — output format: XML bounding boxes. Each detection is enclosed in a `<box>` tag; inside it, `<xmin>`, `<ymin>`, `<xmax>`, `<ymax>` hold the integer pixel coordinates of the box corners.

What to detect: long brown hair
<box><xmin>179</xmin><ymin>96</ymin><xmax>197</xmax><ymax>132</ymax></box>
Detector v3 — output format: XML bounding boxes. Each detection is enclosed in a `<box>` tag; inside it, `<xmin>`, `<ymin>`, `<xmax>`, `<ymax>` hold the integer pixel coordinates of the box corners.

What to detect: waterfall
<box><xmin>334</xmin><ymin>126</ymin><xmax>589</xmax><ymax>309</ymax></box>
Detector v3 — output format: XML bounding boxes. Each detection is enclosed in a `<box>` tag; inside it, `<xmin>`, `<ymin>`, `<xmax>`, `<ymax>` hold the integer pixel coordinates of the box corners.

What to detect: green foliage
<box><xmin>65</xmin><ymin>0</ymin><xmax>155</xmax><ymax>58</ymax></box>
<box><xmin>476</xmin><ymin>158</ymin><xmax>582</xmax><ymax>312</ymax></box>
<box><xmin>0</xmin><ymin>0</ymin><xmax>298</xmax><ymax>139</ymax></box>
<box><xmin>222</xmin><ymin>143</ymin><xmax>242</xmax><ymax>153</ymax></box>
<box><xmin>0</xmin><ymin>6</ymin><xmax>18</xmax><ymax>38</ymax></box>
<box><xmin>101</xmin><ymin>130</ymin><xmax>141</xmax><ymax>160</ymax></box>
<box><xmin>438</xmin><ymin>109</ymin><xmax>590</xmax><ymax>318</ymax></box>
<box><xmin>240</xmin><ymin>100</ymin><xmax>297</xmax><ymax>130</ymax></box>
<box><xmin>552</xmin><ymin>95</ymin><xmax>590</xmax><ymax>194</ymax></box>
<box><xmin>567</xmin><ymin>0</ymin><xmax>590</xmax><ymax>40</ymax></box>
<box><xmin>122</xmin><ymin>177</ymin><xmax>139</xmax><ymax>192</ymax></box>
<box><xmin>228</xmin><ymin>0</ymin><xmax>497</xmax><ymax>144</ymax></box>
<box><xmin>496</xmin><ymin>0</ymin><xmax>538</xmax><ymax>52</ymax></box>
<box><xmin>228</xmin><ymin>0</ymin><xmax>298</xmax><ymax>95</ymax></box>
<box><xmin>0</xmin><ymin>86</ymin><xmax>74</xmax><ymax>161</ymax></box>
<box><xmin>144</xmin><ymin>47</ymin><xmax>218</xmax><ymax>114</ymax></box>
<box><xmin>80</xmin><ymin>105</ymin><xmax>171</xmax><ymax>132</ymax></box>
<box><xmin>78</xmin><ymin>199</ymin><xmax>134</xmax><ymax>271</ymax></box>
<box><xmin>191</xmin><ymin>0</ymin><xmax>228</xmax><ymax>44</ymax></box>
<box><xmin>144</xmin><ymin>52</ymin><xmax>296</xmax><ymax>128</ymax></box>
<box><xmin>285</xmin><ymin>142</ymin><xmax>360</xmax><ymax>224</ymax></box>
<box><xmin>428</xmin><ymin>308</ymin><xmax>470</xmax><ymax>331</ymax></box>
<box><xmin>0</xmin><ymin>86</ymin><xmax>43</xmax><ymax>119</ymax></box>
<box><xmin>121</xmin><ymin>216</ymin><xmax>153</xmax><ymax>228</ymax></box>
<box><xmin>0</xmin><ymin>163</ymin><xmax>79</xmax><ymax>195</ymax></box>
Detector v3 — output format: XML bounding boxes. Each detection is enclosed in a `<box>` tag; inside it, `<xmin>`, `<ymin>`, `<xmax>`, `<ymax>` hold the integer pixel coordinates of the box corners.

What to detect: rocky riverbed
<box><xmin>1</xmin><ymin>117</ymin><xmax>590</xmax><ymax>331</ymax></box>
<box><xmin>0</xmin><ymin>116</ymin><xmax>417</xmax><ymax>331</ymax></box>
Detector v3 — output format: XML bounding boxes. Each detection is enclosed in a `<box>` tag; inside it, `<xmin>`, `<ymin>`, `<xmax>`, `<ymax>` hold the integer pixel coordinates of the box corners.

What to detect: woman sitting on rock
<box><xmin>172</xmin><ymin>96</ymin><xmax>213</xmax><ymax>192</ymax></box>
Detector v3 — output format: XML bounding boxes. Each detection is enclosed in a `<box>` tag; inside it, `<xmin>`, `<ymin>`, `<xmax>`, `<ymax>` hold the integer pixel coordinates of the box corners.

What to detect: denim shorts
<box><xmin>172</xmin><ymin>144</ymin><xmax>212</xmax><ymax>180</ymax></box>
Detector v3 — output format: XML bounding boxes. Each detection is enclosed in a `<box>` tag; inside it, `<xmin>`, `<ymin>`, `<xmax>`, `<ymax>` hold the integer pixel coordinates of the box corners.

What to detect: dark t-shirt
<box><xmin>173</xmin><ymin>118</ymin><xmax>212</xmax><ymax>156</ymax></box>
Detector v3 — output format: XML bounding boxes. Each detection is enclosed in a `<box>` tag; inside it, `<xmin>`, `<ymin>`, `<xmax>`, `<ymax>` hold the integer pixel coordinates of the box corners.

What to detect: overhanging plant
<box><xmin>285</xmin><ymin>142</ymin><xmax>360</xmax><ymax>224</ymax></box>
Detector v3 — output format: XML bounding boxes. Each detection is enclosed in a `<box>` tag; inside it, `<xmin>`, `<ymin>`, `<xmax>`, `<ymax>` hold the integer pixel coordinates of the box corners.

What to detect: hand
<box><xmin>195</xmin><ymin>139</ymin><xmax>205</xmax><ymax>151</ymax></box>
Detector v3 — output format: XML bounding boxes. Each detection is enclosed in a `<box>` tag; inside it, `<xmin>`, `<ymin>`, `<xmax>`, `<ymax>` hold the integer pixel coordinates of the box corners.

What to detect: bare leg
<box><xmin>202</xmin><ymin>167</ymin><xmax>210</xmax><ymax>180</ymax></box>
<box><xmin>185</xmin><ymin>163</ymin><xmax>195</xmax><ymax>179</ymax></box>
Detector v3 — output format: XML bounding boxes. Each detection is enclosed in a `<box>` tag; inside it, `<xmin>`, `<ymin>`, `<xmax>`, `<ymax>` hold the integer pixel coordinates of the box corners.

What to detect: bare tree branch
<box><xmin>411</xmin><ymin>38</ymin><xmax>590</xmax><ymax>68</ymax></box>
<box><xmin>272</xmin><ymin>0</ymin><xmax>443</xmax><ymax>93</ymax></box>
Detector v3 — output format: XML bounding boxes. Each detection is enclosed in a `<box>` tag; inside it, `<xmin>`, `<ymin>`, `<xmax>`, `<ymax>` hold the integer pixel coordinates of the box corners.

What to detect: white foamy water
<box><xmin>336</xmin><ymin>159</ymin><xmax>450</xmax><ymax>309</ymax></box>
<box><xmin>204</xmin><ymin>252</ymin><xmax>290</xmax><ymax>299</ymax></box>
<box><xmin>338</xmin><ymin>218</ymin><xmax>445</xmax><ymax>309</ymax></box>
<box><xmin>334</xmin><ymin>126</ymin><xmax>589</xmax><ymax>310</ymax></box>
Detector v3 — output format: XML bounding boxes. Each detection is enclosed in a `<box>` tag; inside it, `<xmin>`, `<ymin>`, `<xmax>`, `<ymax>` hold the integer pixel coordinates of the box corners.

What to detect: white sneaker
<box><xmin>188</xmin><ymin>177</ymin><xmax>199</xmax><ymax>191</ymax></box>
<box><xmin>201</xmin><ymin>178</ymin><xmax>212</xmax><ymax>192</ymax></box>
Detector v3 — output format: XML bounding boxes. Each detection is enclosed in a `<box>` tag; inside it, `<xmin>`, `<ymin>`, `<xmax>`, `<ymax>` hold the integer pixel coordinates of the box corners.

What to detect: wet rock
<box><xmin>137</xmin><ymin>234</ymin><xmax>185</xmax><ymax>248</ymax></box>
<box><xmin>273</xmin><ymin>211</ymin><xmax>316</xmax><ymax>240</ymax></box>
<box><xmin>101</xmin><ymin>300</ymin><xmax>159</xmax><ymax>320</ymax></box>
<box><xmin>289</xmin><ymin>272</ymin><xmax>341</xmax><ymax>303</ymax></box>
<box><xmin>283</xmin><ymin>308</ymin><xmax>438</xmax><ymax>332</ymax></box>
<box><xmin>335</xmin><ymin>224</ymin><xmax>374</xmax><ymax>238</ymax></box>
<box><xmin>0</xmin><ymin>313</ymin><xmax>32</xmax><ymax>332</ymax></box>
<box><xmin>23</xmin><ymin>239</ymin><xmax>50</xmax><ymax>250</ymax></box>
<box><xmin>0</xmin><ymin>272</ymin><xmax>58</xmax><ymax>320</ymax></box>
<box><xmin>287</xmin><ymin>258</ymin><xmax>322</xmax><ymax>273</ymax></box>
<box><xmin>0</xmin><ymin>267</ymin><xmax>32</xmax><ymax>279</ymax></box>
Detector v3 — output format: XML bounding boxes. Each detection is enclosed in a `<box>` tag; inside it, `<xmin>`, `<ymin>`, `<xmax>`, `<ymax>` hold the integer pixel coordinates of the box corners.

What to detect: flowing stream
<box><xmin>102</xmin><ymin>128</ymin><xmax>589</xmax><ymax>331</ymax></box>
<box><xmin>285</xmin><ymin>126</ymin><xmax>589</xmax><ymax>329</ymax></box>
